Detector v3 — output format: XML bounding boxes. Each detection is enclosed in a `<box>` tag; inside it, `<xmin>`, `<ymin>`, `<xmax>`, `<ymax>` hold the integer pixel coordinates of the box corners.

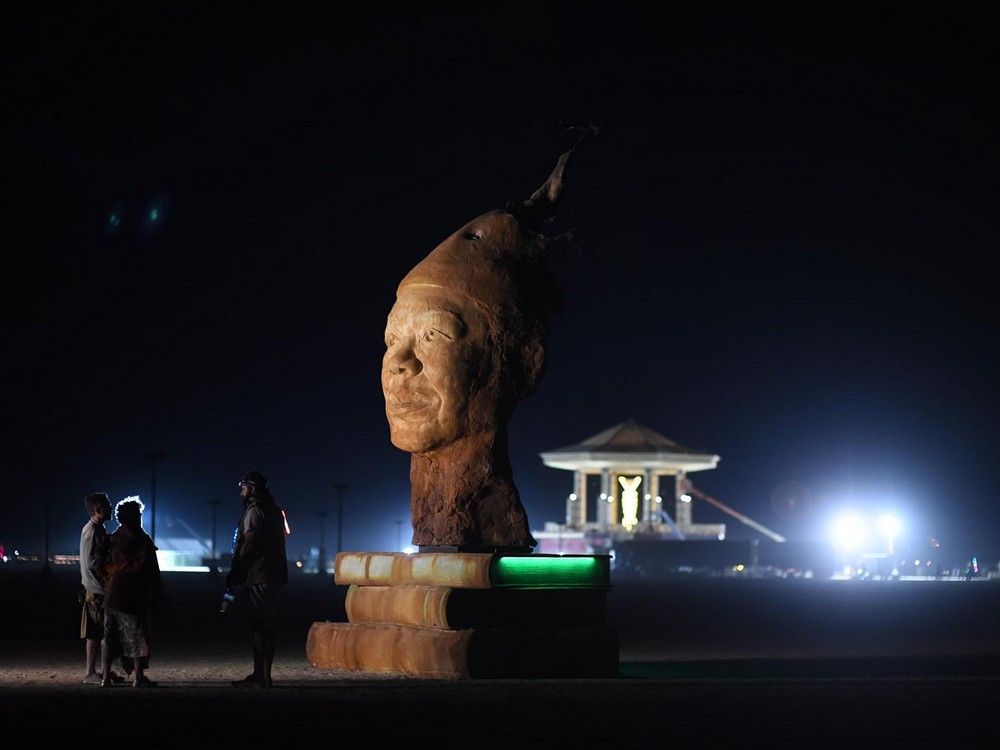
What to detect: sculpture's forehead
<box><xmin>388</xmin><ymin>286</ymin><xmax>489</xmax><ymax>334</ymax></box>
<box><xmin>389</xmin><ymin>288</ymin><xmax>467</xmax><ymax>317</ymax></box>
<box><xmin>396</xmin><ymin>209</ymin><xmax>535</xmax><ymax>309</ymax></box>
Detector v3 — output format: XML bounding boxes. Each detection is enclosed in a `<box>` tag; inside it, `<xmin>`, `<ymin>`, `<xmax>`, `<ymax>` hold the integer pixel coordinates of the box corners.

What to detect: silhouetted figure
<box><xmin>101</xmin><ymin>496</ymin><xmax>162</xmax><ymax>688</ymax></box>
<box><xmin>226</xmin><ymin>470</ymin><xmax>289</xmax><ymax>688</ymax></box>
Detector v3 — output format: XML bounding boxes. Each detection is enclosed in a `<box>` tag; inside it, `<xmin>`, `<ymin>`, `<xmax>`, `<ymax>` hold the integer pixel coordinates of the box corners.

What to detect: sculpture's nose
<box><xmin>384</xmin><ymin>340</ymin><xmax>421</xmax><ymax>376</ymax></box>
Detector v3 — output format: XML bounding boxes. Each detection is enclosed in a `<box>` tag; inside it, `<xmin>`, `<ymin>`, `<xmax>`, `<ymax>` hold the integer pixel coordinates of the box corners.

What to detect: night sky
<box><xmin>4</xmin><ymin>3</ymin><xmax>997</xmax><ymax>570</ymax></box>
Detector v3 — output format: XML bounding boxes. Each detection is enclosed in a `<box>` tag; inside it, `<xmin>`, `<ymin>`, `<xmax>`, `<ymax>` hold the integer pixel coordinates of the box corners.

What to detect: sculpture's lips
<box><xmin>386</xmin><ymin>398</ymin><xmax>432</xmax><ymax>417</ymax></box>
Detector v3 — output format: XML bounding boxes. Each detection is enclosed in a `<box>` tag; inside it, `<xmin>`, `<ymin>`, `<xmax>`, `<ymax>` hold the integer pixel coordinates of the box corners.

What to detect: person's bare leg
<box><xmin>85</xmin><ymin>638</ymin><xmax>99</xmax><ymax>676</ymax></box>
<box><xmin>100</xmin><ymin>641</ymin><xmax>112</xmax><ymax>686</ymax></box>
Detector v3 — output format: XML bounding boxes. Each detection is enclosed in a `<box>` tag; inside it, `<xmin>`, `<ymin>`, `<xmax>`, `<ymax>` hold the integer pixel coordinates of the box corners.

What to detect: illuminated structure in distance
<box><xmin>536</xmin><ymin>419</ymin><xmax>786</xmax><ymax>553</ymax></box>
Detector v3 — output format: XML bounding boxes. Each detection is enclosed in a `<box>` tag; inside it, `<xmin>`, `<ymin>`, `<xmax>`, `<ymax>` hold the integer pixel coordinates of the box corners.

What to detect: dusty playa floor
<box><xmin>3</xmin><ymin>565</ymin><xmax>348</xmax><ymax>688</ymax></box>
<box><xmin>3</xmin><ymin>566</ymin><xmax>999</xmax><ymax>745</ymax></box>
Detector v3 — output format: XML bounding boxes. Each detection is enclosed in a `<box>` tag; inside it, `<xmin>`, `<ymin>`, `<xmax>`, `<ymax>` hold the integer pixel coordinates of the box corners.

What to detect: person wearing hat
<box><xmin>381</xmin><ymin>148</ymin><xmax>572</xmax><ymax>552</ymax></box>
<box><xmin>226</xmin><ymin>470</ymin><xmax>288</xmax><ymax>688</ymax></box>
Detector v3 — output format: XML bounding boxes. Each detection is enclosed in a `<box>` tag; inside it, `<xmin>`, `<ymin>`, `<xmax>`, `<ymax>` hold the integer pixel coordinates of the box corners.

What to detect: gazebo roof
<box><xmin>539</xmin><ymin>419</ymin><xmax>720</xmax><ymax>473</ymax></box>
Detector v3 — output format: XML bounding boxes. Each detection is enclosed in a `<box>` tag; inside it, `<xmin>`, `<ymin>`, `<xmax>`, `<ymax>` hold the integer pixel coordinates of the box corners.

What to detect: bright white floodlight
<box><xmin>831</xmin><ymin>513</ymin><xmax>866</xmax><ymax>550</ymax></box>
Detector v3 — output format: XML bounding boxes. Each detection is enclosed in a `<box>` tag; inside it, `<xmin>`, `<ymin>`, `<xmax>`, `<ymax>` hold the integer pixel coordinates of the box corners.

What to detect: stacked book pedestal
<box><xmin>306</xmin><ymin>551</ymin><xmax>618</xmax><ymax>679</ymax></box>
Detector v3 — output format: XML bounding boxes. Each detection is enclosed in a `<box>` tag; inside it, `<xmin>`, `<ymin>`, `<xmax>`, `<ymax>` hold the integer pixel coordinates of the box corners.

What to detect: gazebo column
<box><xmin>598</xmin><ymin>468</ymin><xmax>612</xmax><ymax>528</ymax></box>
<box><xmin>566</xmin><ymin>470</ymin><xmax>587</xmax><ymax>530</ymax></box>
<box><xmin>641</xmin><ymin>468</ymin><xmax>653</xmax><ymax>524</ymax></box>
<box><xmin>675</xmin><ymin>472</ymin><xmax>692</xmax><ymax>531</ymax></box>
<box><xmin>653</xmin><ymin>472</ymin><xmax>673</xmax><ymax>524</ymax></box>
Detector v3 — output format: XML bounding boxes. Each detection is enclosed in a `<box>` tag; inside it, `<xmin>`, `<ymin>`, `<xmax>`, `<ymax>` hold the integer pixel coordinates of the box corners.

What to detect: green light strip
<box><xmin>490</xmin><ymin>555</ymin><xmax>611</xmax><ymax>589</ymax></box>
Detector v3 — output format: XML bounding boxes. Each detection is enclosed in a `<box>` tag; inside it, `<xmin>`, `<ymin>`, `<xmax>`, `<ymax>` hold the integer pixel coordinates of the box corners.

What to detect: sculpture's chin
<box><xmin>388</xmin><ymin>423</ymin><xmax>444</xmax><ymax>454</ymax></box>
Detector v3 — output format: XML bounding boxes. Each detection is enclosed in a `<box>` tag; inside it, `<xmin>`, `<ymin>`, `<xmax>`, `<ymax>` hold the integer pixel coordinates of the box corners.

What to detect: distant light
<box><xmin>654</xmin><ymin>495</ymin><xmax>662</xmax><ymax>504</ymax></box>
<box><xmin>569</xmin><ymin>493</ymin><xmax>577</xmax><ymax>501</ymax></box>
<box><xmin>139</xmin><ymin>192</ymin><xmax>170</xmax><ymax>239</ymax></box>
<box><xmin>104</xmin><ymin>207</ymin><xmax>123</xmax><ymax>238</ymax></box>
<box><xmin>680</xmin><ymin>494</ymin><xmax>691</xmax><ymax>503</ymax></box>
<box><xmin>879</xmin><ymin>513</ymin><xmax>901</xmax><ymax>537</ymax></box>
<box><xmin>159</xmin><ymin>563</ymin><xmax>210</xmax><ymax>573</ymax></box>
<box><xmin>832</xmin><ymin>513</ymin><xmax>865</xmax><ymax>549</ymax></box>
<box><xmin>155</xmin><ymin>550</ymin><xmax>208</xmax><ymax>573</ymax></box>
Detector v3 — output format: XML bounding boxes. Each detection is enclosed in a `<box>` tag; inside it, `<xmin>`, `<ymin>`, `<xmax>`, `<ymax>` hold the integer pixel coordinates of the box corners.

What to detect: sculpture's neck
<box><xmin>411</xmin><ymin>428</ymin><xmax>513</xmax><ymax>496</ymax></box>
<box><xmin>408</xmin><ymin>427</ymin><xmax>534</xmax><ymax>549</ymax></box>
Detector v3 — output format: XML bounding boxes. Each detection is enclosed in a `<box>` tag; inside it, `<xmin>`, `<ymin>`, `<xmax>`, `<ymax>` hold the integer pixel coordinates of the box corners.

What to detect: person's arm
<box><xmin>87</xmin><ymin>529</ymin><xmax>107</xmax><ymax>594</ymax></box>
<box><xmin>227</xmin><ymin>507</ymin><xmax>262</xmax><ymax>586</ymax></box>
<box><xmin>147</xmin><ymin>536</ymin><xmax>164</xmax><ymax>605</ymax></box>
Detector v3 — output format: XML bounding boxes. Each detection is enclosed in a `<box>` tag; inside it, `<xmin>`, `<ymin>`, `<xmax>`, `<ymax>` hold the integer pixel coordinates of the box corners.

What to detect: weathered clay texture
<box><xmin>382</xmin><ymin>151</ymin><xmax>572</xmax><ymax>550</ymax></box>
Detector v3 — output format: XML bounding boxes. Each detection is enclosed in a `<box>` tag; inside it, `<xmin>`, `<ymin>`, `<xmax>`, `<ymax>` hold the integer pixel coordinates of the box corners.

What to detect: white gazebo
<box><xmin>538</xmin><ymin>419</ymin><xmax>725</xmax><ymax>542</ymax></box>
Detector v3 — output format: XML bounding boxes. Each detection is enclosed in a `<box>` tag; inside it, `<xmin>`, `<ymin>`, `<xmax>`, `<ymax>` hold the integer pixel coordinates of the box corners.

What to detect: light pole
<box><xmin>144</xmin><ymin>452</ymin><xmax>165</xmax><ymax>545</ymax></box>
<box><xmin>333</xmin><ymin>483</ymin><xmax>349</xmax><ymax>556</ymax></box>
<box><xmin>38</xmin><ymin>479</ymin><xmax>55</xmax><ymax>580</ymax></box>
<box><xmin>44</xmin><ymin>491</ymin><xmax>51</xmax><ymax>573</ymax></box>
<box><xmin>208</xmin><ymin>498</ymin><xmax>222</xmax><ymax>564</ymax></box>
<box><xmin>317</xmin><ymin>510</ymin><xmax>328</xmax><ymax>574</ymax></box>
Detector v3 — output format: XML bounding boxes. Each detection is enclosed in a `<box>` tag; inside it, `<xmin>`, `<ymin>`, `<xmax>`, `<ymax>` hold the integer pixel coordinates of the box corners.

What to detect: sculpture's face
<box><xmin>382</xmin><ymin>287</ymin><xmax>492</xmax><ymax>453</ymax></box>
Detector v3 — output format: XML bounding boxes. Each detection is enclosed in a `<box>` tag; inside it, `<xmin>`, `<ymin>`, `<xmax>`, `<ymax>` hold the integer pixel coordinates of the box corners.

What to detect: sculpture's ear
<box><xmin>516</xmin><ymin>338</ymin><xmax>547</xmax><ymax>399</ymax></box>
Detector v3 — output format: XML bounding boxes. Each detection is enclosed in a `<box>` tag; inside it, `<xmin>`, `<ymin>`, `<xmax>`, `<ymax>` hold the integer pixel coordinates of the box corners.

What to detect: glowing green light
<box><xmin>490</xmin><ymin>554</ymin><xmax>611</xmax><ymax>589</ymax></box>
<box><xmin>150</xmin><ymin>209</ymin><xmax>159</xmax><ymax>221</ymax></box>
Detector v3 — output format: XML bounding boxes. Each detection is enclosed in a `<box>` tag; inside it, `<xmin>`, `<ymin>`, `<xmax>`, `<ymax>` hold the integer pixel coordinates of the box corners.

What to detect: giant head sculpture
<box><xmin>382</xmin><ymin>150</ymin><xmax>571</xmax><ymax>551</ymax></box>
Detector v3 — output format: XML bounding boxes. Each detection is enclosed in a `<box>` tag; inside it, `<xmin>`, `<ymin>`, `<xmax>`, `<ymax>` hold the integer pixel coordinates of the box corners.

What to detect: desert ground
<box><xmin>2</xmin><ymin>565</ymin><xmax>999</xmax><ymax>745</ymax></box>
